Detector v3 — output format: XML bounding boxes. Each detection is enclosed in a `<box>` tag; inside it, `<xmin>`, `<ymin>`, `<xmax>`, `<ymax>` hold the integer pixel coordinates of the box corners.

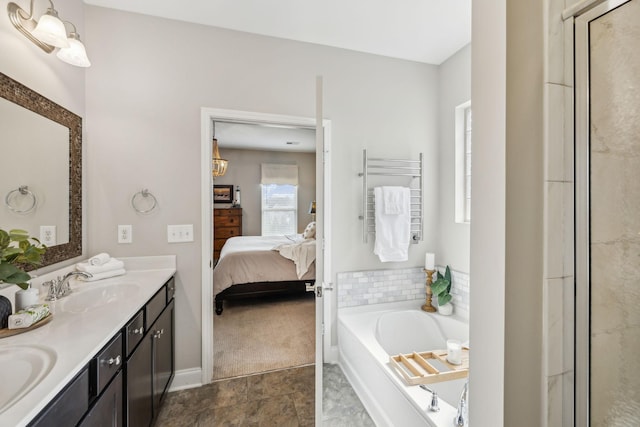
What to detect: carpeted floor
<box><xmin>212</xmin><ymin>293</ymin><xmax>316</xmax><ymax>380</ymax></box>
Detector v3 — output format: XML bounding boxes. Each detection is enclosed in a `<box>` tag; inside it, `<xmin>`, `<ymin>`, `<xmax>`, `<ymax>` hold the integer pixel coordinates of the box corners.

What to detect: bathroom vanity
<box><xmin>0</xmin><ymin>256</ymin><xmax>176</xmax><ymax>427</ymax></box>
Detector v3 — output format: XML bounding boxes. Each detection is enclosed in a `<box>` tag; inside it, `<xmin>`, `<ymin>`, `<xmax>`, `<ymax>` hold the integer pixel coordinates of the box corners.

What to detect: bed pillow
<box><xmin>302</xmin><ymin>221</ymin><xmax>316</xmax><ymax>240</ymax></box>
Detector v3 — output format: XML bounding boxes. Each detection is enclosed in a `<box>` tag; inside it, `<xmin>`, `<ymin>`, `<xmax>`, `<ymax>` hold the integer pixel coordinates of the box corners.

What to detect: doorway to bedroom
<box><xmin>200</xmin><ymin>107</ymin><xmax>331</xmax><ymax>425</ymax></box>
<box><xmin>210</xmin><ymin>120</ymin><xmax>317</xmax><ymax>380</ymax></box>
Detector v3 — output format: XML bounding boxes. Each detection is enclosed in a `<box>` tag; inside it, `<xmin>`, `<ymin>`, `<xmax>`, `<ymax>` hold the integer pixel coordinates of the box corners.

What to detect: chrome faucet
<box><xmin>43</xmin><ymin>271</ymin><xmax>93</xmax><ymax>300</ymax></box>
<box><xmin>419</xmin><ymin>384</ymin><xmax>440</xmax><ymax>412</ymax></box>
<box><xmin>454</xmin><ymin>380</ymin><xmax>469</xmax><ymax>427</ymax></box>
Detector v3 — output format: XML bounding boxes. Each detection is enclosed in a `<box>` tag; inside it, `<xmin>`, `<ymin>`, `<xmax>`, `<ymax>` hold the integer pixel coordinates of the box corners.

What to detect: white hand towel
<box><xmin>373</xmin><ymin>186</ymin><xmax>411</xmax><ymax>262</ymax></box>
<box><xmin>76</xmin><ymin>258</ymin><xmax>125</xmax><ymax>274</ymax></box>
<box><xmin>383</xmin><ymin>186</ymin><xmax>408</xmax><ymax>215</ymax></box>
<box><xmin>88</xmin><ymin>253</ymin><xmax>111</xmax><ymax>266</ymax></box>
<box><xmin>78</xmin><ymin>269</ymin><xmax>126</xmax><ymax>282</ymax></box>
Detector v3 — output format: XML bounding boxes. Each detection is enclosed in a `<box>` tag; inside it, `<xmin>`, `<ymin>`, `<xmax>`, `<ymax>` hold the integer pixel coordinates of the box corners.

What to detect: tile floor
<box><xmin>155</xmin><ymin>364</ymin><xmax>374</xmax><ymax>426</ymax></box>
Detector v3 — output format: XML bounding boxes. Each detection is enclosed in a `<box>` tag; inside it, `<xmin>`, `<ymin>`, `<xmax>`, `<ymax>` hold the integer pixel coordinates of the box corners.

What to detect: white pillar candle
<box><xmin>447</xmin><ymin>339</ymin><xmax>462</xmax><ymax>365</ymax></box>
<box><xmin>425</xmin><ymin>252</ymin><xmax>435</xmax><ymax>270</ymax></box>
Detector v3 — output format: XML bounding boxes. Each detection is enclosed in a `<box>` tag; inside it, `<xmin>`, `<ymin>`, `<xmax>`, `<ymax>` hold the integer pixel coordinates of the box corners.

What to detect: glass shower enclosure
<box><xmin>575</xmin><ymin>0</ymin><xmax>640</xmax><ymax>425</ymax></box>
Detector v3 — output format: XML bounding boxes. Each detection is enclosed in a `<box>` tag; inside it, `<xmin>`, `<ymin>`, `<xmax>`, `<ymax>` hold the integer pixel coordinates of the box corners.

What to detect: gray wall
<box><xmin>437</xmin><ymin>44</ymin><xmax>471</xmax><ymax>274</ymax></box>
<box><xmin>213</xmin><ymin>148</ymin><xmax>316</xmax><ymax>235</ymax></box>
<box><xmin>84</xmin><ymin>6</ymin><xmax>439</xmax><ymax>372</ymax></box>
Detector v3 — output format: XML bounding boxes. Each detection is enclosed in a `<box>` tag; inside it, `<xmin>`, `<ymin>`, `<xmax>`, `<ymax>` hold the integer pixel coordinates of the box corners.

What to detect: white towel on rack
<box><xmin>383</xmin><ymin>186</ymin><xmax>408</xmax><ymax>215</ymax></box>
<box><xmin>373</xmin><ymin>186</ymin><xmax>411</xmax><ymax>262</ymax></box>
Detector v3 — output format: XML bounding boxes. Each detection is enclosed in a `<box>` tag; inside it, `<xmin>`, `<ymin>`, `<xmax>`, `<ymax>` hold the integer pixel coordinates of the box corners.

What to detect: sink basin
<box><xmin>0</xmin><ymin>344</ymin><xmax>57</xmax><ymax>414</ymax></box>
<box><xmin>61</xmin><ymin>283</ymin><xmax>141</xmax><ymax>313</ymax></box>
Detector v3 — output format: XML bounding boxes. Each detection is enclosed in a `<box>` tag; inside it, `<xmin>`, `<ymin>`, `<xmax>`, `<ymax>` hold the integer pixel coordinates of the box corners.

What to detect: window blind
<box><xmin>261</xmin><ymin>164</ymin><xmax>299</xmax><ymax>185</ymax></box>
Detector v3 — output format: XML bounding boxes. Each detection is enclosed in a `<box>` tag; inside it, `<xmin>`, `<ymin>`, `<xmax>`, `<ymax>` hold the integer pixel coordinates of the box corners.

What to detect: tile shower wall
<box><xmin>337</xmin><ymin>266</ymin><xmax>470</xmax><ymax>315</ymax></box>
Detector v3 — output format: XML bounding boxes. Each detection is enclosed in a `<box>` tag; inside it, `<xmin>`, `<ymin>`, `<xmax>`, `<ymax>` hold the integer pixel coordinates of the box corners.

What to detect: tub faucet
<box><xmin>44</xmin><ymin>271</ymin><xmax>92</xmax><ymax>300</ymax></box>
<box><xmin>454</xmin><ymin>380</ymin><xmax>469</xmax><ymax>427</ymax></box>
<box><xmin>419</xmin><ymin>385</ymin><xmax>440</xmax><ymax>412</ymax></box>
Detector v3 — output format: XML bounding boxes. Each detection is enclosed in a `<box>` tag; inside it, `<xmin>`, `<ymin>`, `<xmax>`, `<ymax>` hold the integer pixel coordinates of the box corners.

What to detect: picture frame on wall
<box><xmin>213</xmin><ymin>185</ymin><xmax>234</xmax><ymax>203</ymax></box>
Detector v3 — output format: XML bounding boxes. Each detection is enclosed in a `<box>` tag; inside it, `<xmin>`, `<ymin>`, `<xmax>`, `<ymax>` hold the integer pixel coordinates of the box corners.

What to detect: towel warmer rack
<box><xmin>358</xmin><ymin>149</ymin><xmax>424</xmax><ymax>243</ymax></box>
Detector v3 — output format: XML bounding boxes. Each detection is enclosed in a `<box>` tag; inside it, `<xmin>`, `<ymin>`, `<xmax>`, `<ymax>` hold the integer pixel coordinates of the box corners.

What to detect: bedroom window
<box><xmin>455</xmin><ymin>101</ymin><xmax>472</xmax><ymax>224</ymax></box>
<box><xmin>261</xmin><ymin>184</ymin><xmax>298</xmax><ymax>236</ymax></box>
<box><xmin>261</xmin><ymin>164</ymin><xmax>299</xmax><ymax>236</ymax></box>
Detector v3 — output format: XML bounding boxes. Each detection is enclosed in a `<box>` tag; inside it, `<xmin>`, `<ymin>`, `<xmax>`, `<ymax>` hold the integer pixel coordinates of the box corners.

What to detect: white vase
<box><xmin>438</xmin><ymin>302</ymin><xmax>453</xmax><ymax>316</ymax></box>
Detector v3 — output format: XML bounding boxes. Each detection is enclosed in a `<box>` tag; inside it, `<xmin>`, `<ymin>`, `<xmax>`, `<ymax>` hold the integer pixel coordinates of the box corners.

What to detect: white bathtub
<box><xmin>338</xmin><ymin>300</ymin><xmax>469</xmax><ymax>427</ymax></box>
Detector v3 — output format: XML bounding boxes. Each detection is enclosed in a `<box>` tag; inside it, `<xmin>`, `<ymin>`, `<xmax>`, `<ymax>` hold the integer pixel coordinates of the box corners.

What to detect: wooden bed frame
<box><xmin>214</xmin><ymin>279</ymin><xmax>315</xmax><ymax>315</ymax></box>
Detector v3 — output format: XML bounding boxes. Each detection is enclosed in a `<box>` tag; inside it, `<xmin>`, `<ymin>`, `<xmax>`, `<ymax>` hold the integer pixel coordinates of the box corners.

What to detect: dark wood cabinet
<box><xmin>28</xmin><ymin>277</ymin><xmax>175</xmax><ymax>427</ymax></box>
<box><xmin>214</xmin><ymin>208</ymin><xmax>242</xmax><ymax>259</ymax></box>
<box><xmin>151</xmin><ymin>300</ymin><xmax>175</xmax><ymax>415</ymax></box>
<box><xmin>126</xmin><ymin>332</ymin><xmax>152</xmax><ymax>427</ymax></box>
<box><xmin>125</xmin><ymin>280</ymin><xmax>175</xmax><ymax>427</ymax></box>
<box><xmin>29</xmin><ymin>368</ymin><xmax>90</xmax><ymax>427</ymax></box>
<box><xmin>79</xmin><ymin>371</ymin><xmax>123</xmax><ymax>427</ymax></box>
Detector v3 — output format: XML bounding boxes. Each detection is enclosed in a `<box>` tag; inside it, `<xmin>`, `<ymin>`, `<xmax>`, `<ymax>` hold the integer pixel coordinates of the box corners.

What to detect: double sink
<box><xmin>0</xmin><ymin>281</ymin><xmax>141</xmax><ymax>416</ymax></box>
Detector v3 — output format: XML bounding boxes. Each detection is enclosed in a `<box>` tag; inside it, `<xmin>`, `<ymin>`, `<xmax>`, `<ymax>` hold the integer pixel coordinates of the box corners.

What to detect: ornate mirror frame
<box><xmin>0</xmin><ymin>72</ymin><xmax>82</xmax><ymax>268</ymax></box>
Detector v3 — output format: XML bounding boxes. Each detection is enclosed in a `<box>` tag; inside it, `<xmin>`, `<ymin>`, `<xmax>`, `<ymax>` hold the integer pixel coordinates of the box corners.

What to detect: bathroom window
<box><xmin>455</xmin><ymin>101</ymin><xmax>472</xmax><ymax>224</ymax></box>
<box><xmin>260</xmin><ymin>163</ymin><xmax>299</xmax><ymax>236</ymax></box>
<box><xmin>261</xmin><ymin>184</ymin><xmax>298</xmax><ymax>235</ymax></box>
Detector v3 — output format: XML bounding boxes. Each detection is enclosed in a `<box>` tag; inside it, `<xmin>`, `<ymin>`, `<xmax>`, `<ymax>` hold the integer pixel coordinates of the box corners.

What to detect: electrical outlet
<box><xmin>40</xmin><ymin>225</ymin><xmax>57</xmax><ymax>246</ymax></box>
<box><xmin>167</xmin><ymin>224</ymin><xmax>194</xmax><ymax>243</ymax></box>
<box><xmin>118</xmin><ymin>225</ymin><xmax>132</xmax><ymax>243</ymax></box>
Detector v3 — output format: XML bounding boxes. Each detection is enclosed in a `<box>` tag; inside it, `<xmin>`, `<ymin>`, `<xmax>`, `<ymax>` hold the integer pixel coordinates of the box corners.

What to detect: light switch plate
<box><xmin>167</xmin><ymin>224</ymin><xmax>194</xmax><ymax>243</ymax></box>
<box><xmin>40</xmin><ymin>225</ymin><xmax>56</xmax><ymax>246</ymax></box>
<box><xmin>118</xmin><ymin>225</ymin><xmax>132</xmax><ymax>243</ymax></box>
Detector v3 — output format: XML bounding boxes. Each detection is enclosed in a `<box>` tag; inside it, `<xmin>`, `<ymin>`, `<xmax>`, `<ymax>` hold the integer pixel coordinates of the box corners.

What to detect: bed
<box><xmin>213</xmin><ymin>234</ymin><xmax>316</xmax><ymax>315</ymax></box>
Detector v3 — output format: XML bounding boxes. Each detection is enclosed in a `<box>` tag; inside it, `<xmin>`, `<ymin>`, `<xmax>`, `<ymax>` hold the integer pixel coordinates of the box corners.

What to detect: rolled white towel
<box><xmin>76</xmin><ymin>258</ymin><xmax>125</xmax><ymax>274</ymax></box>
<box><xmin>79</xmin><ymin>269</ymin><xmax>126</xmax><ymax>282</ymax></box>
<box><xmin>88</xmin><ymin>253</ymin><xmax>111</xmax><ymax>266</ymax></box>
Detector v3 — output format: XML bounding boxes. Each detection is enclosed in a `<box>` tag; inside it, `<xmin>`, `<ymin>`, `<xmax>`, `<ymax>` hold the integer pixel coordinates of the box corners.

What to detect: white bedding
<box><xmin>213</xmin><ymin>235</ymin><xmax>316</xmax><ymax>295</ymax></box>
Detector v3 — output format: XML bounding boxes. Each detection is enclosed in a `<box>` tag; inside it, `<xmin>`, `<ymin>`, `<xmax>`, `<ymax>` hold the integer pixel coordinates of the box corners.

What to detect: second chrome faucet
<box><xmin>43</xmin><ymin>271</ymin><xmax>93</xmax><ymax>300</ymax></box>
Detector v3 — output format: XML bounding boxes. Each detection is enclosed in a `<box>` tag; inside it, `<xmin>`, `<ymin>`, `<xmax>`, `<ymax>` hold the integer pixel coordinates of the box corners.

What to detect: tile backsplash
<box><xmin>337</xmin><ymin>266</ymin><xmax>470</xmax><ymax>315</ymax></box>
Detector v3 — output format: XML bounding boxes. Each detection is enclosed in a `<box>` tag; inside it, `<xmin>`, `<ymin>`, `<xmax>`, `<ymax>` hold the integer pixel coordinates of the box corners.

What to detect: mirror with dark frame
<box><xmin>0</xmin><ymin>72</ymin><xmax>82</xmax><ymax>269</ymax></box>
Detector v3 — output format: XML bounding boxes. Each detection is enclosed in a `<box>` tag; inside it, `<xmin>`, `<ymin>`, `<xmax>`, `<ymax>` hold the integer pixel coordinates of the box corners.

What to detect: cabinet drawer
<box><xmin>146</xmin><ymin>286</ymin><xmax>166</xmax><ymax>329</ymax></box>
<box><xmin>92</xmin><ymin>334</ymin><xmax>123</xmax><ymax>397</ymax></box>
<box><xmin>166</xmin><ymin>277</ymin><xmax>175</xmax><ymax>302</ymax></box>
<box><xmin>215</xmin><ymin>215</ymin><xmax>241</xmax><ymax>227</ymax></box>
<box><xmin>214</xmin><ymin>208</ymin><xmax>241</xmax><ymax>217</ymax></box>
<box><xmin>215</xmin><ymin>227</ymin><xmax>240</xmax><ymax>238</ymax></box>
<box><xmin>29</xmin><ymin>367</ymin><xmax>89</xmax><ymax>427</ymax></box>
<box><xmin>125</xmin><ymin>310</ymin><xmax>144</xmax><ymax>357</ymax></box>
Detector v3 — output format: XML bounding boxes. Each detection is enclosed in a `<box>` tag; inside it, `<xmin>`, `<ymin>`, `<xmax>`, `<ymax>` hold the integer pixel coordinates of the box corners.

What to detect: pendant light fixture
<box><xmin>212</xmin><ymin>122</ymin><xmax>228</xmax><ymax>178</ymax></box>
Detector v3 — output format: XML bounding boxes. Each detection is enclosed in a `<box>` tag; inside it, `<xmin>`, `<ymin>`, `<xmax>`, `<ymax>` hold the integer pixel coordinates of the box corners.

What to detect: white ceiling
<box><xmin>83</xmin><ymin>0</ymin><xmax>471</xmax><ymax>64</ymax></box>
<box><xmin>215</xmin><ymin>121</ymin><xmax>316</xmax><ymax>153</ymax></box>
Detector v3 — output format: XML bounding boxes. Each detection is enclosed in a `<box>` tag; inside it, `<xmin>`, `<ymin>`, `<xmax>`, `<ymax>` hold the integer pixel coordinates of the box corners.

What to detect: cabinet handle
<box><xmin>153</xmin><ymin>329</ymin><xmax>164</xmax><ymax>339</ymax></box>
<box><xmin>132</xmin><ymin>327</ymin><xmax>144</xmax><ymax>335</ymax></box>
<box><xmin>106</xmin><ymin>355</ymin><xmax>122</xmax><ymax>366</ymax></box>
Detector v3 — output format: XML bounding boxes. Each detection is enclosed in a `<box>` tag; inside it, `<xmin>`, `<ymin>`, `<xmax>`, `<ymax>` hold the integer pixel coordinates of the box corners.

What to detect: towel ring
<box><xmin>5</xmin><ymin>185</ymin><xmax>37</xmax><ymax>213</ymax></box>
<box><xmin>131</xmin><ymin>189</ymin><xmax>158</xmax><ymax>214</ymax></box>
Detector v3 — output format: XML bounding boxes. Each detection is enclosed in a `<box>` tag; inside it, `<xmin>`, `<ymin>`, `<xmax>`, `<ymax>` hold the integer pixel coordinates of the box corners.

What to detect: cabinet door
<box><xmin>126</xmin><ymin>334</ymin><xmax>152</xmax><ymax>427</ymax></box>
<box><xmin>29</xmin><ymin>368</ymin><xmax>90</xmax><ymax>427</ymax></box>
<box><xmin>151</xmin><ymin>299</ymin><xmax>175</xmax><ymax>416</ymax></box>
<box><xmin>80</xmin><ymin>370</ymin><xmax>123</xmax><ymax>427</ymax></box>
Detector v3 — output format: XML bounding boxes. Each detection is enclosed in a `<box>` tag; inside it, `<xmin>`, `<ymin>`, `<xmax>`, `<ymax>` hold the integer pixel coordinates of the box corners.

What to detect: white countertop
<box><xmin>0</xmin><ymin>255</ymin><xmax>177</xmax><ymax>427</ymax></box>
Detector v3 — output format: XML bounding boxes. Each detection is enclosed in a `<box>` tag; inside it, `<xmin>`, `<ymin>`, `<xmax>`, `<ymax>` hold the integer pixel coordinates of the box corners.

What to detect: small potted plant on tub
<box><xmin>431</xmin><ymin>265</ymin><xmax>453</xmax><ymax>315</ymax></box>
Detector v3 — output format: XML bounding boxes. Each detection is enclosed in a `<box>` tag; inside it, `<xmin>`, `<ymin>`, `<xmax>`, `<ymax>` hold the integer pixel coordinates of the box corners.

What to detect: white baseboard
<box><xmin>169</xmin><ymin>367</ymin><xmax>203</xmax><ymax>392</ymax></box>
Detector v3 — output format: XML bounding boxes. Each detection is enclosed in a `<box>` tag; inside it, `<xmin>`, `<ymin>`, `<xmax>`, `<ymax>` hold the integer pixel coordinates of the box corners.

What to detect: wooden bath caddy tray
<box><xmin>390</xmin><ymin>348</ymin><xmax>469</xmax><ymax>385</ymax></box>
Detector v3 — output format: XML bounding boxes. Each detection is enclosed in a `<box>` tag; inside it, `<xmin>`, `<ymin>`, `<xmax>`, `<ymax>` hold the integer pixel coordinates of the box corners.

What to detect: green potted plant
<box><xmin>431</xmin><ymin>265</ymin><xmax>453</xmax><ymax>315</ymax></box>
<box><xmin>0</xmin><ymin>228</ymin><xmax>47</xmax><ymax>290</ymax></box>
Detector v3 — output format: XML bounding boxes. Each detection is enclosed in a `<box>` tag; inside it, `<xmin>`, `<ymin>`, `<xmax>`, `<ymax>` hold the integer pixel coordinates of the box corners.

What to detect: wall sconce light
<box><xmin>7</xmin><ymin>0</ymin><xmax>91</xmax><ymax>67</ymax></box>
